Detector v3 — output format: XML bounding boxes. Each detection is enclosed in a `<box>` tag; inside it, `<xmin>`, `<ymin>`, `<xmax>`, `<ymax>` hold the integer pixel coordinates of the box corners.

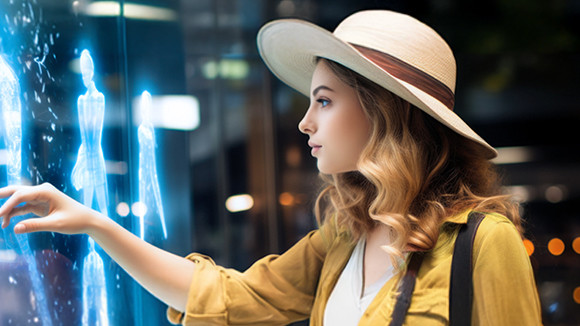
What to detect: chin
<box><xmin>317</xmin><ymin>163</ymin><xmax>356</xmax><ymax>175</ymax></box>
<box><xmin>316</xmin><ymin>163</ymin><xmax>333</xmax><ymax>175</ymax></box>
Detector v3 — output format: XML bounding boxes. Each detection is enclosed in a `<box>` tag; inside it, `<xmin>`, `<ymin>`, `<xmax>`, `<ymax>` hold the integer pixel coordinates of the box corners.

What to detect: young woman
<box><xmin>0</xmin><ymin>10</ymin><xmax>541</xmax><ymax>325</ymax></box>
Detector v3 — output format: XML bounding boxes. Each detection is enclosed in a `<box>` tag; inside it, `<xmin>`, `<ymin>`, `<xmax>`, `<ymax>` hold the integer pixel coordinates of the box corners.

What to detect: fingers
<box><xmin>13</xmin><ymin>223</ymin><xmax>26</xmax><ymax>233</ymax></box>
<box><xmin>0</xmin><ymin>184</ymin><xmax>52</xmax><ymax>228</ymax></box>
<box><xmin>1</xmin><ymin>183</ymin><xmax>84</xmax><ymax>235</ymax></box>
<box><xmin>0</xmin><ymin>187</ymin><xmax>34</xmax><ymax>218</ymax></box>
<box><xmin>5</xmin><ymin>205</ymin><xmax>37</xmax><ymax>219</ymax></box>
<box><xmin>1</xmin><ymin>205</ymin><xmax>36</xmax><ymax>228</ymax></box>
<box><xmin>14</xmin><ymin>212</ymin><xmax>81</xmax><ymax>235</ymax></box>
<box><xmin>14</xmin><ymin>219</ymin><xmax>46</xmax><ymax>234</ymax></box>
<box><xmin>0</xmin><ymin>186</ymin><xmax>22</xmax><ymax>228</ymax></box>
<box><xmin>14</xmin><ymin>216</ymin><xmax>56</xmax><ymax>234</ymax></box>
<box><xmin>0</xmin><ymin>185</ymin><xmax>19</xmax><ymax>199</ymax></box>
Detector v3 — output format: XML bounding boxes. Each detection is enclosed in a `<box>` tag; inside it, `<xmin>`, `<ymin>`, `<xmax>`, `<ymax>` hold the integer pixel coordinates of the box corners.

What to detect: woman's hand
<box><xmin>0</xmin><ymin>182</ymin><xmax>97</xmax><ymax>235</ymax></box>
<box><xmin>1</xmin><ymin>182</ymin><xmax>195</xmax><ymax>311</ymax></box>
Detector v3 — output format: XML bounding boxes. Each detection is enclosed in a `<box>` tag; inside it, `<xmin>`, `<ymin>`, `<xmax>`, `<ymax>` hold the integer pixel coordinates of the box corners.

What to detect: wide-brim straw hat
<box><xmin>257</xmin><ymin>10</ymin><xmax>497</xmax><ymax>159</ymax></box>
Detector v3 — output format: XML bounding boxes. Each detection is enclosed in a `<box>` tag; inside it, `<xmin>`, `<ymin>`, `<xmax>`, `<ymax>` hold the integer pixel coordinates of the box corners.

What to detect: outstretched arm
<box><xmin>0</xmin><ymin>183</ymin><xmax>194</xmax><ymax>312</ymax></box>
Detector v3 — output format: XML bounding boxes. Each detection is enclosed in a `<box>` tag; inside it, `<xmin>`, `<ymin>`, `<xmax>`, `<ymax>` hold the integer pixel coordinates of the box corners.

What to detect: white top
<box><xmin>323</xmin><ymin>238</ymin><xmax>395</xmax><ymax>326</ymax></box>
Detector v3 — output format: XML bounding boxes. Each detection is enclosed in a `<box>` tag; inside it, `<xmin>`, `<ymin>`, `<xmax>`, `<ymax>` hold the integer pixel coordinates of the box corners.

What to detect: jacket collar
<box><xmin>442</xmin><ymin>209</ymin><xmax>472</xmax><ymax>225</ymax></box>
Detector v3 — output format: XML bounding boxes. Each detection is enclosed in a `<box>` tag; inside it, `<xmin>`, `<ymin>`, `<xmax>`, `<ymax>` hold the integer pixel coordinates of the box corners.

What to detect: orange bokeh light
<box><xmin>523</xmin><ymin>239</ymin><xmax>534</xmax><ymax>256</ymax></box>
<box><xmin>574</xmin><ymin>287</ymin><xmax>580</xmax><ymax>305</ymax></box>
<box><xmin>278</xmin><ymin>192</ymin><xmax>294</xmax><ymax>206</ymax></box>
<box><xmin>548</xmin><ymin>238</ymin><xmax>565</xmax><ymax>256</ymax></box>
<box><xmin>572</xmin><ymin>237</ymin><xmax>580</xmax><ymax>255</ymax></box>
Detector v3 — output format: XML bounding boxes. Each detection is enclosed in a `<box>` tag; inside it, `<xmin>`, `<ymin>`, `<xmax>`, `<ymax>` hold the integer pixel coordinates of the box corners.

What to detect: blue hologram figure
<box><xmin>137</xmin><ymin>91</ymin><xmax>167</xmax><ymax>240</ymax></box>
<box><xmin>82</xmin><ymin>238</ymin><xmax>109</xmax><ymax>325</ymax></box>
<box><xmin>72</xmin><ymin>50</ymin><xmax>109</xmax><ymax>218</ymax></box>
<box><xmin>72</xmin><ymin>50</ymin><xmax>110</xmax><ymax>326</ymax></box>
<box><xmin>0</xmin><ymin>55</ymin><xmax>54</xmax><ymax>326</ymax></box>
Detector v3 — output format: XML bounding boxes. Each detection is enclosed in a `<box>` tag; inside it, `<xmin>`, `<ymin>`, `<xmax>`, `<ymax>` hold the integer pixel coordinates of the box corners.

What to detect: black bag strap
<box><xmin>389</xmin><ymin>251</ymin><xmax>424</xmax><ymax>326</ymax></box>
<box><xmin>449</xmin><ymin>212</ymin><xmax>485</xmax><ymax>326</ymax></box>
<box><xmin>389</xmin><ymin>212</ymin><xmax>485</xmax><ymax>326</ymax></box>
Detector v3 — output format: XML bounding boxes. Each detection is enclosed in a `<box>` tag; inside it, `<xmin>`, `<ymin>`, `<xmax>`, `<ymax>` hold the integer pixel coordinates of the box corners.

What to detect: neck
<box><xmin>367</xmin><ymin>223</ymin><xmax>392</xmax><ymax>247</ymax></box>
<box><xmin>86</xmin><ymin>81</ymin><xmax>96</xmax><ymax>93</ymax></box>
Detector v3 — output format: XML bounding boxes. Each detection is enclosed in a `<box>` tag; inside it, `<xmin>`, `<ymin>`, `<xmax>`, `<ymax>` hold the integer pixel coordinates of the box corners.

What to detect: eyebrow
<box><xmin>312</xmin><ymin>85</ymin><xmax>334</xmax><ymax>97</ymax></box>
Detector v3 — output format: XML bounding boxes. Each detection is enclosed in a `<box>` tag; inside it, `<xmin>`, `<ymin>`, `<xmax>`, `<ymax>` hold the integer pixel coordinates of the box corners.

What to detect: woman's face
<box><xmin>298</xmin><ymin>60</ymin><xmax>371</xmax><ymax>174</ymax></box>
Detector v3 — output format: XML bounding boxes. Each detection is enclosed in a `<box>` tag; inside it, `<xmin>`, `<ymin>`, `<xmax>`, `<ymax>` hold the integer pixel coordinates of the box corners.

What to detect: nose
<box><xmin>298</xmin><ymin>106</ymin><xmax>316</xmax><ymax>134</ymax></box>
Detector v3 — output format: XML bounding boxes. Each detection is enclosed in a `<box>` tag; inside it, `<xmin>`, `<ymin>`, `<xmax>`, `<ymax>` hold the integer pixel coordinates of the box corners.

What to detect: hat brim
<box><xmin>257</xmin><ymin>19</ymin><xmax>497</xmax><ymax>159</ymax></box>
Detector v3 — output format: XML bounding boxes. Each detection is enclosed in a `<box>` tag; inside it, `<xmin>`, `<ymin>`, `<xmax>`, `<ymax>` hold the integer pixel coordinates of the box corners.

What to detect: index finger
<box><xmin>0</xmin><ymin>186</ymin><xmax>33</xmax><ymax>218</ymax></box>
<box><xmin>0</xmin><ymin>185</ymin><xmax>20</xmax><ymax>199</ymax></box>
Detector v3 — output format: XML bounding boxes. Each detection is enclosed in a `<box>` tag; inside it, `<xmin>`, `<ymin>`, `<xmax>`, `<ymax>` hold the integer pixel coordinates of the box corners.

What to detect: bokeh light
<box><xmin>573</xmin><ymin>287</ymin><xmax>580</xmax><ymax>305</ymax></box>
<box><xmin>572</xmin><ymin>237</ymin><xmax>580</xmax><ymax>255</ymax></box>
<box><xmin>545</xmin><ymin>185</ymin><xmax>566</xmax><ymax>203</ymax></box>
<box><xmin>523</xmin><ymin>239</ymin><xmax>535</xmax><ymax>256</ymax></box>
<box><xmin>116</xmin><ymin>202</ymin><xmax>130</xmax><ymax>217</ymax></box>
<box><xmin>547</xmin><ymin>238</ymin><xmax>565</xmax><ymax>256</ymax></box>
<box><xmin>225</xmin><ymin>194</ymin><xmax>254</xmax><ymax>213</ymax></box>
<box><xmin>279</xmin><ymin>192</ymin><xmax>294</xmax><ymax>206</ymax></box>
<box><xmin>131</xmin><ymin>202</ymin><xmax>148</xmax><ymax>217</ymax></box>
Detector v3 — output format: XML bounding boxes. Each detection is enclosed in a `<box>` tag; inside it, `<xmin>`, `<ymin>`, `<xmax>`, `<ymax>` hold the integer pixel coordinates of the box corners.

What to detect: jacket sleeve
<box><xmin>167</xmin><ymin>226</ymin><xmax>332</xmax><ymax>325</ymax></box>
<box><xmin>471</xmin><ymin>215</ymin><xmax>542</xmax><ymax>326</ymax></box>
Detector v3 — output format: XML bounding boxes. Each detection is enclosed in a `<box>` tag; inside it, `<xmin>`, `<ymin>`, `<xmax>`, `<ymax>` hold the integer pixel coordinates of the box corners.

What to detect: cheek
<box><xmin>331</xmin><ymin>107</ymin><xmax>371</xmax><ymax>159</ymax></box>
<box><xmin>349</xmin><ymin>121</ymin><xmax>371</xmax><ymax>159</ymax></box>
<box><xmin>343</xmin><ymin>109</ymin><xmax>371</xmax><ymax>149</ymax></box>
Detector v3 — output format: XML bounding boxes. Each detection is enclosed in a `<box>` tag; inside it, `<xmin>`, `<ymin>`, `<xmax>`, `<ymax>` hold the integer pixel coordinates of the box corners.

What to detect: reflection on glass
<box><xmin>71</xmin><ymin>49</ymin><xmax>110</xmax><ymax>326</ymax></box>
<box><xmin>0</xmin><ymin>54</ymin><xmax>54</xmax><ymax>326</ymax></box>
<box><xmin>138</xmin><ymin>91</ymin><xmax>167</xmax><ymax>240</ymax></box>
<box><xmin>0</xmin><ymin>59</ymin><xmax>22</xmax><ymax>185</ymax></box>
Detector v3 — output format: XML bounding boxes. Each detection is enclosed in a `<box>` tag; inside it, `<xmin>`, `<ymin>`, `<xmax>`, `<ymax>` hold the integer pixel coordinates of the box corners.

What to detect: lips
<box><xmin>308</xmin><ymin>141</ymin><xmax>321</xmax><ymax>156</ymax></box>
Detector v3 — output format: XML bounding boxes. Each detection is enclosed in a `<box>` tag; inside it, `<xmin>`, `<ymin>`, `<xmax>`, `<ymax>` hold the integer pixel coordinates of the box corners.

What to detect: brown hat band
<box><xmin>350</xmin><ymin>44</ymin><xmax>455</xmax><ymax>110</ymax></box>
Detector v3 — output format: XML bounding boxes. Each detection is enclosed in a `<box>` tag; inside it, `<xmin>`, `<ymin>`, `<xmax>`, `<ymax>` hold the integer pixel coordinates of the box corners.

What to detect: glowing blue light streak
<box><xmin>72</xmin><ymin>49</ymin><xmax>110</xmax><ymax>326</ymax></box>
<box><xmin>137</xmin><ymin>91</ymin><xmax>167</xmax><ymax>240</ymax></box>
<box><xmin>0</xmin><ymin>54</ymin><xmax>53</xmax><ymax>325</ymax></box>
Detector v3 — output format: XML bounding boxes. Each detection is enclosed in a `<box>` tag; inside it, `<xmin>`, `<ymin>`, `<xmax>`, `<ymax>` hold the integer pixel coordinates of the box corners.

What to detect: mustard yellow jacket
<box><xmin>167</xmin><ymin>210</ymin><xmax>542</xmax><ymax>325</ymax></box>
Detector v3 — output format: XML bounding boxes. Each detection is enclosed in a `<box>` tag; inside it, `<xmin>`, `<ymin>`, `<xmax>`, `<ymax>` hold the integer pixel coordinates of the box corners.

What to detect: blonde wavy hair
<box><xmin>314</xmin><ymin>59</ymin><xmax>522</xmax><ymax>259</ymax></box>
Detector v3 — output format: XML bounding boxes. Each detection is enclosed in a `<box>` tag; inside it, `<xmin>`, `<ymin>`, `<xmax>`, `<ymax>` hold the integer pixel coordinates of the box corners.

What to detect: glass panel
<box><xmin>124</xmin><ymin>1</ymin><xmax>193</xmax><ymax>324</ymax></box>
<box><xmin>0</xmin><ymin>1</ymin><xmax>190</xmax><ymax>325</ymax></box>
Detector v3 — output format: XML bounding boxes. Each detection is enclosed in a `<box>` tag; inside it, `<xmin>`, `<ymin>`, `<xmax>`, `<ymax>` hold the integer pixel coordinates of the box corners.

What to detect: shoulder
<box><xmin>474</xmin><ymin>212</ymin><xmax>521</xmax><ymax>247</ymax></box>
<box><xmin>468</xmin><ymin>212</ymin><xmax>542</xmax><ymax>324</ymax></box>
<box><xmin>443</xmin><ymin>210</ymin><xmax>521</xmax><ymax>246</ymax></box>
<box><xmin>471</xmin><ymin>211</ymin><xmax>529</xmax><ymax>270</ymax></box>
<box><xmin>440</xmin><ymin>210</ymin><xmax>526</xmax><ymax>265</ymax></box>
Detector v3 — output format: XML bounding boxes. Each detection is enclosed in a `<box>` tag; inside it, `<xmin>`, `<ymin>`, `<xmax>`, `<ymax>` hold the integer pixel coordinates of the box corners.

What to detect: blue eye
<box><xmin>317</xmin><ymin>98</ymin><xmax>330</xmax><ymax>107</ymax></box>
